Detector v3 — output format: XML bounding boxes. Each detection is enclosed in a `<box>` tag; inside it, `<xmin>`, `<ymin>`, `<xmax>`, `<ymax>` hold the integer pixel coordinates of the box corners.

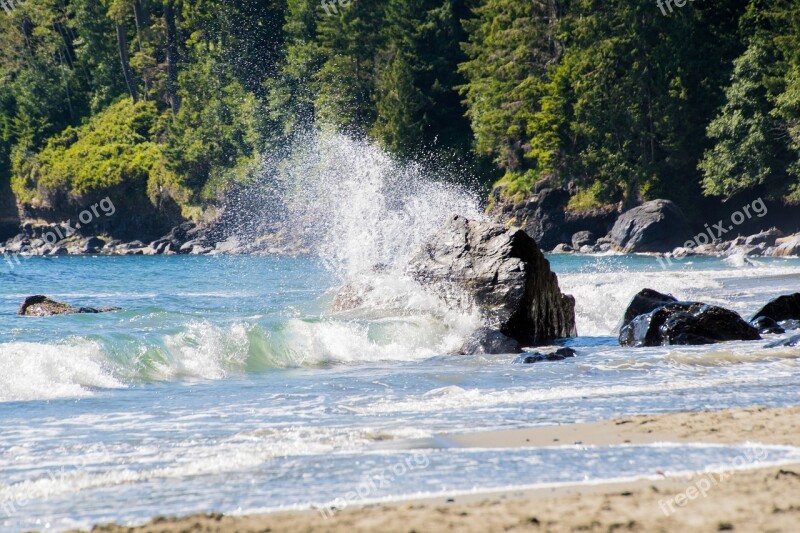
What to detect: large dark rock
<box><xmin>460</xmin><ymin>328</ymin><xmax>522</xmax><ymax>355</ymax></box>
<box><xmin>752</xmin><ymin>293</ymin><xmax>800</xmax><ymax>323</ymax></box>
<box><xmin>610</xmin><ymin>200</ymin><xmax>691</xmax><ymax>253</ymax></box>
<box><xmin>408</xmin><ymin>215</ymin><xmax>577</xmax><ymax>349</ymax></box>
<box><xmin>619</xmin><ymin>302</ymin><xmax>760</xmax><ymax>347</ymax></box>
<box><xmin>621</xmin><ymin>289</ymin><xmax>678</xmax><ymax>328</ymax></box>
<box><xmin>18</xmin><ymin>295</ymin><xmax>120</xmax><ymax>316</ymax></box>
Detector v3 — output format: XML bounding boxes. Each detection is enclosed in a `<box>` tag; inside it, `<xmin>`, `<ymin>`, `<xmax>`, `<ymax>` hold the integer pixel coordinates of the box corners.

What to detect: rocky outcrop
<box><xmin>512</xmin><ymin>347</ymin><xmax>576</xmax><ymax>364</ymax></box>
<box><xmin>489</xmin><ymin>183</ymin><xmax>618</xmax><ymax>250</ymax></box>
<box><xmin>408</xmin><ymin>215</ymin><xmax>577</xmax><ymax>350</ymax></box>
<box><xmin>772</xmin><ymin>234</ymin><xmax>800</xmax><ymax>257</ymax></box>
<box><xmin>610</xmin><ymin>200</ymin><xmax>691</xmax><ymax>253</ymax></box>
<box><xmin>620</xmin><ymin>302</ymin><xmax>760</xmax><ymax>347</ymax></box>
<box><xmin>621</xmin><ymin>289</ymin><xmax>678</xmax><ymax>328</ymax></box>
<box><xmin>752</xmin><ymin>293</ymin><xmax>800</xmax><ymax>323</ymax></box>
<box><xmin>18</xmin><ymin>295</ymin><xmax>120</xmax><ymax>316</ymax></box>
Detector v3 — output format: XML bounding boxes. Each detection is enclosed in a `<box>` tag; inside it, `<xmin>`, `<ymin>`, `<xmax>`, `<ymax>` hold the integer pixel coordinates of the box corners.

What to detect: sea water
<box><xmin>2</xmin><ymin>133</ymin><xmax>800</xmax><ymax>531</ymax></box>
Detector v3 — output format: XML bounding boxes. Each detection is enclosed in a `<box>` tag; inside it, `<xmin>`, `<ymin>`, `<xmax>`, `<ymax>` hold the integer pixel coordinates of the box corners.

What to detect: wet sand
<box><xmin>82</xmin><ymin>406</ymin><xmax>800</xmax><ymax>533</ymax></box>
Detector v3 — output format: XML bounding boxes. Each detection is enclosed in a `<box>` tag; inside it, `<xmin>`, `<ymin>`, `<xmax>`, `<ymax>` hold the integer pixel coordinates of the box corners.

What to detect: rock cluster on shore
<box><xmin>0</xmin><ymin>221</ymin><xmax>310</xmax><ymax>257</ymax></box>
<box><xmin>619</xmin><ymin>289</ymin><xmax>800</xmax><ymax>347</ymax></box>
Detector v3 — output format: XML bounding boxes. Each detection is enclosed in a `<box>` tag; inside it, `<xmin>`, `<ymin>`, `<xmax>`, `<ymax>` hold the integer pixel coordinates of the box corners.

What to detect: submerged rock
<box><xmin>620</xmin><ymin>302</ymin><xmax>760</xmax><ymax>347</ymax></box>
<box><xmin>513</xmin><ymin>347</ymin><xmax>576</xmax><ymax>364</ymax></box>
<box><xmin>610</xmin><ymin>200</ymin><xmax>691</xmax><ymax>253</ymax></box>
<box><xmin>750</xmin><ymin>316</ymin><xmax>785</xmax><ymax>335</ymax></box>
<box><xmin>752</xmin><ymin>293</ymin><xmax>800</xmax><ymax>323</ymax></box>
<box><xmin>460</xmin><ymin>328</ymin><xmax>522</xmax><ymax>355</ymax></box>
<box><xmin>18</xmin><ymin>295</ymin><xmax>120</xmax><ymax>316</ymax></box>
<box><xmin>764</xmin><ymin>334</ymin><xmax>800</xmax><ymax>348</ymax></box>
<box><xmin>408</xmin><ymin>215</ymin><xmax>577</xmax><ymax>350</ymax></box>
<box><xmin>621</xmin><ymin>289</ymin><xmax>678</xmax><ymax>328</ymax></box>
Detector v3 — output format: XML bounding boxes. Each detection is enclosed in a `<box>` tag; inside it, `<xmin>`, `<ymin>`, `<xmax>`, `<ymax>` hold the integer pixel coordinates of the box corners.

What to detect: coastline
<box><xmin>81</xmin><ymin>406</ymin><xmax>800</xmax><ymax>533</ymax></box>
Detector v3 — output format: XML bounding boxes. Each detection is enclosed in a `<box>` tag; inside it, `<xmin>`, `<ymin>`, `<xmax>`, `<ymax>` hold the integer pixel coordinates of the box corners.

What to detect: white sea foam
<box><xmin>0</xmin><ymin>341</ymin><xmax>125</xmax><ymax>402</ymax></box>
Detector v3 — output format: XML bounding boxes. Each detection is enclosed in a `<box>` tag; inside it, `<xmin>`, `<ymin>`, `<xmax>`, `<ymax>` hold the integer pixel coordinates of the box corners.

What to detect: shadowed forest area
<box><xmin>1</xmin><ymin>0</ymin><xmax>799</xmax><ymax>238</ymax></box>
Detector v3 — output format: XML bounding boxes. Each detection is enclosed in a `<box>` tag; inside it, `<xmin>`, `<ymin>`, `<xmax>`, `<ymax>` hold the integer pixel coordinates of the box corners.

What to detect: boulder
<box><xmin>460</xmin><ymin>328</ymin><xmax>522</xmax><ymax>355</ymax></box>
<box><xmin>621</xmin><ymin>289</ymin><xmax>678</xmax><ymax>328</ymax></box>
<box><xmin>745</xmin><ymin>228</ymin><xmax>783</xmax><ymax>246</ymax></box>
<box><xmin>752</xmin><ymin>293</ymin><xmax>800</xmax><ymax>322</ymax></box>
<box><xmin>610</xmin><ymin>200</ymin><xmax>691</xmax><ymax>253</ymax></box>
<box><xmin>80</xmin><ymin>236</ymin><xmax>105</xmax><ymax>254</ymax></box>
<box><xmin>571</xmin><ymin>231</ymin><xmax>595</xmax><ymax>249</ymax></box>
<box><xmin>619</xmin><ymin>302</ymin><xmax>760</xmax><ymax>347</ymax></box>
<box><xmin>513</xmin><ymin>347</ymin><xmax>576</xmax><ymax>364</ymax></box>
<box><xmin>750</xmin><ymin>316</ymin><xmax>785</xmax><ymax>335</ymax></box>
<box><xmin>18</xmin><ymin>295</ymin><xmax>120</xmax><ymax>316</ymax></box>
<box><xmin>551</xmin><ymin>243</ymin><xmax>573</xmax><ymax>254</ymax></box>
<box><xmin>771</xmin><ymin>235</ymin><xmax>800</xmax><ymax>257</ymax></box>
<box><xmin>408</xmin><ymin>215</ymin><xmax>577</xmax><ymax>348</ymax></box>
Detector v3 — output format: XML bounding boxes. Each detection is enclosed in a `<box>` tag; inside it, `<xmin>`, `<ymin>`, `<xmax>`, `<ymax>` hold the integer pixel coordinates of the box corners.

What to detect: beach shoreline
<box><xmin>80</xmin><ymin>406</ymin><xmax>800</xmax><ymax>533</ymax></box>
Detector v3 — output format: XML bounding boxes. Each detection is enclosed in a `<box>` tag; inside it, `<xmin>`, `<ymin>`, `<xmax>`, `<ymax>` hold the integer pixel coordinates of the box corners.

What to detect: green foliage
<box><xmin>3</xmin><ymin>0</ymin><xmax>800</xmax><ymax>228</ymax></box>
<box><xmin>12</xmin><ymin>100</ymin><xmax>190</xmax><ymax>209</ymax></box>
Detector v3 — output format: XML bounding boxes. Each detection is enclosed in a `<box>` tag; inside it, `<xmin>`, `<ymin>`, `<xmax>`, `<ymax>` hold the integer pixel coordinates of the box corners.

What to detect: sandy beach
<box><xmin>82</xmin><ymin>406</ymin><xmax>800</xmax><ymax>533</ymax></box>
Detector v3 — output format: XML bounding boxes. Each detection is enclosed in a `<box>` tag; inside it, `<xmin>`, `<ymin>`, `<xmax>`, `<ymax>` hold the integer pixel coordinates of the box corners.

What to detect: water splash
<box><xmin>271</xmin><ymin>130</ymin><xmax>485</xmax><ymax>277</ymax></box>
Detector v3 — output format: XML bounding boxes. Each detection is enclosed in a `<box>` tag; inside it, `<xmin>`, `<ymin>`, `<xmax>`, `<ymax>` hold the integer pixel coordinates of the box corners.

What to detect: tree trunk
<box><xmin>164</xmin><ymin>0</ymin><xmax>181</xmax><ymax>114</ymax></box>
<box><xmin>116</xmin><ymin>23</ymin><xmax>138</xmax><ymax>103</ymax></box>
<box><xmin>133</xmin><ymin>0</ymin><xmax>151</xmax><ymax>100</ymax></box>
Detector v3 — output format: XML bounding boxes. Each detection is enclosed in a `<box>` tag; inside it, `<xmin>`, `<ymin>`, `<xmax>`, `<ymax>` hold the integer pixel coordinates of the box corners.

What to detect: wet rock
<box><xmin>750</xmin><ymin>316</ymin><xmax>785</xmax><ymax>335</ymax></box>
<box><xmin>18</xmin><ymin>295</ymin><xmax>120</xmax><ymax>316</ymax></box>
<box><xmin>752</xmin><ymin>293</ymin><xmax>800</xmax><ymax>323</ymax></box>
<box><xmin>745</xmin><ymin>228</ymin><xmax>783</xmax><ymax>246</ymax></box>
<box><xmin>571</xmin><ymin>231</ymin><xmax>595</xmax><ymax>249</ymax></box>
<box><xmin>764</xmin><ymin>334</ymin><xmax>800</xmax><ymax>348</ymax></box>
<box><xmin>513</xmin><ymin>347</ymin><xmax>577</xmax><ymax>364</ymax></box>
<box><xmin>408</xmin><ymin>215</ymin><xmax>577</xmax><ymax>347</ymax></box>
<box><xmin>460</xmin><ymin>328</ymin><xmax>522</xmax><ymax>355</ymax></box>
<box><xmin>621</xmin><ymin>289</ymin><xmax>678</xmax><ymax>328</ymax></box>
<box><xmin>610</xmin><ymin>200</ymin><xmax>691</xmax><ymax>253</ymax></box>
<box><xmin>619</xmin><ymin>302</ymin><xmax>760</xmax><ymax>347</ymax></box>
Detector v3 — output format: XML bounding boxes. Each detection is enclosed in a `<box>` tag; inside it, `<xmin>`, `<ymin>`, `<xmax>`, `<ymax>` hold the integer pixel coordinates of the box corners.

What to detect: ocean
<box><xmin>2</xmin><ymin>254</ymin><xmax>800</xmax><ymax>531</ymax></box>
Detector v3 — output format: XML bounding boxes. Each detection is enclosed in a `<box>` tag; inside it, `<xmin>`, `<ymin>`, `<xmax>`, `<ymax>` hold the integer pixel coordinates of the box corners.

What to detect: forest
<box><xmin>1</xmin><ymin>0</ymin><xmax>799</xmax><ymax>233</ymax></box>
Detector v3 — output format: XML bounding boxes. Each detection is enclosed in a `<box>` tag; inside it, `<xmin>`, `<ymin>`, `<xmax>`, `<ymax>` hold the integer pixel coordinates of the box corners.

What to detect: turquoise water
<box><xmin>2</xmin><ymin>254</ymin><xmax>800</xmax><ymax>531</ymax></box>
